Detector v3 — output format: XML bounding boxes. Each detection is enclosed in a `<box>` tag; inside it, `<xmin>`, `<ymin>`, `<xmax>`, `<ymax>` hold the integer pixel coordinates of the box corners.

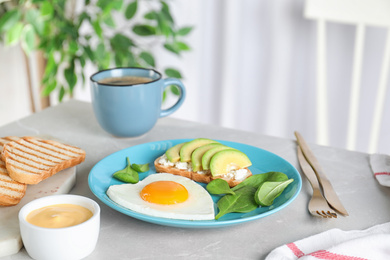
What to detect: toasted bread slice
<box><xmin>2</xmin><ymin>136</ymin><xmax>85</xmax><ymax>184</ymax></box>
<box><xmin>154</xmin><ymin>156</ymin><xmax>252</xmax><ymax>187</ymax></box>
<box><xmin>0</xmin><ymin>136</ymin><xmax>20</xmax><ymax>155</ymax></box>
<box><xmin>0</xmin><ymin>155</ymin><xmax>27</xmax><ymax>206</ymax></box>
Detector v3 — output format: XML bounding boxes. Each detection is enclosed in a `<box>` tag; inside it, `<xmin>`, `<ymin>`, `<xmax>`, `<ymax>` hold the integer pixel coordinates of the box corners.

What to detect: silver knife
<box><xmin>294</xmin><ymin>131</ymin><xmax>349</xmax><ymax>216</ymax></box>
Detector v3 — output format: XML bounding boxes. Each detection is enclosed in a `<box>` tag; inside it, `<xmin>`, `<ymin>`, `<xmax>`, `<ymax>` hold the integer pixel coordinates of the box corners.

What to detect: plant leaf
<box><xmin>165</xmin><ymin>68</ymin><xmax>182</xmax><ymax>78</ymax></box>
<box><xmin>215</xmin><ymin>186</ymin><xmax>257</xmax><ymax>219</ymax></box>
<box><xmin>170</xmin><ymin>85</ymin><xmax>180</xmax><ymax>95</ymax></box>
<box><xmin>139</xmin><ymin>51</ymin><xmax>155</xmax><ymax>67</ymax></box>
<box><xmin>0</xmin><ymin>9</ymin><xmax>21</xmax><ymax>33</ymax></box>
<box><xmin>113</xmin><ymin>157</ymin><xmax>139</xmax><ymax>183</ymax></box>
<box><xmin>110</xmin><ymin>33</ymin><xmax>133</xmax><ymax>52</ymax></box>
<box><xmin>232</xmin><ymin>172</ymin><xmax>288</xmax><ymax>191</ymax></box>
<box><xmin>133</xmin><ymin>24</ymin><xmax>156</xmax><ymax>36</ymax></box>
<box><xmin>131</xmin><ymin>163</ymin><xmax>149</xmax><ymax>173</ymax></box>
<box><xmin>42</xmin><ymin>80</ymin><xmax>57</xmax><ymax>97</ymax></box>
<box><xmin>111</xmin><ymin>0</ymin><xmax>123</xmax><ymax>10</ymax></box>
<box><xmin>40</xmin><ymin>2</ymin><xmax>54</xmax><ymax>18</ymax></box>
<box><xmin>177</xmin><ymin>26</ymin><xmax>193</xmax><ymax>36</ymax></box>
<box><xmin>144</xmin><ymin>11</ymin><xmax>158</xmax><ymax>20</ymax></box>
<box><xmin>255</xmin><ymin>179</ymin><xmax>294</xmax><ymax>206</ymax></box>
<box><xmin>21</xmin><ymin>25</ymin><xmax>36</xmax><ymax>54</ymax></box>
<box><xmin>84</xmin><ymin>46</ymin><xmax>95</xmax><ymax>60</ymax></box>
<box><xmin>162</xmin><ymin>89</ymin><xmax>167</xmax><ymax>102</ymax></box>
<box><xmin>92</xmin><ymin>20</ymin><xmax>103</xmax><ymax>38</ymax></box>
<box><xmin>64</xmin><ymin>65</ymin><xmax>77</xmax><ymax>93</ymax></box>
<box><xmin>160</xmin><ymin>1</ymin><xmax>174</xmax><ymax>24</ymax></box>
<box><xmin>156</xmin><ymin>14</ymin><xmax>171</xmax><ymax>37</ymax></box>
<box><xmin>163</xmin><ymin>43</ymin><xmax>180</xmax><ymax>55</ymax></box>
<box><xmin>26</xmin><ymin>9</ymin><xmax>44</xmax><ymax>36</ymax></box>
<box><xmin>68</xmin><ymin>41</ymin><xmax>79</xmax><ymax>55</ymax></box>
<box><xmin>59</xmin><ymin>86</ymin><xmax>66</xmax><ymax>102</ymax></box>
<box><xmin>125</xmin><ymin>1</ymin><xmax>138</xmax><ymax>19</ymax></box>
<box><xmin>206</xmin><ymin>179</ymin><xmax>235</xmax><ymax>195</ymax></box>
<box><xmin>103</xmin><ymin>13</ymin><xmax>115</xmax><ymax>28</ymax></box>
<box><xmin>6</xmin><ymin>22</ymin><xmax>23</xmax><ymax>45</ymax></box>
<box><xmin>175</xmin><ymin>41</ymin><xmax>191</xmax><ymax>51</ymax></box>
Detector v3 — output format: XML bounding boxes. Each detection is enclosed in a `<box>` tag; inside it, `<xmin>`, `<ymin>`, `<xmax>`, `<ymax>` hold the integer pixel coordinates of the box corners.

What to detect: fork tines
<box><xmin>316</xmin><ymin>210</ymin><xmax>337</xmax><ymax>218</ymax></box>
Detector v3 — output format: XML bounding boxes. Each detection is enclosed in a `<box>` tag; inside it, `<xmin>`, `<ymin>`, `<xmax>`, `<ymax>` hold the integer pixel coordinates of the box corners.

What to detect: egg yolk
<box><xmin>140</xmin><ymin>181</ymin><xmax>189</xmax><ymax>205</ymax></box>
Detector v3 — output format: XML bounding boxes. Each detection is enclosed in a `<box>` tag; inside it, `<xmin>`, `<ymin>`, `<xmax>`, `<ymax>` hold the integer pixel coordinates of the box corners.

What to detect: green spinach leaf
<box><xmin>206</xmin><ymin>179</ymin><xmax>235</xmax><ymax>195</ymax></box>
<box><xmin>255</xmin><ymin>179</ymin><xmax>294</xmax><ymax>206</ymax></box>
<box><xmin>215</xmin><ymin>186</ymin><xmax>257</xmax><ymax>219</ymax></box>
<box><xmin>131</xmin><ymin>163</ymin><xmax>150</xmax><ymax>173</ymax></box>
<box><xmin>232</xmin><ymin>171</ymin><xmax>288</xmax><ymax>191</ymax></box>
<box><xmin>113</xmin><ymin>157</ymin><xmax>139</xmax><ymax>184</ymax></box>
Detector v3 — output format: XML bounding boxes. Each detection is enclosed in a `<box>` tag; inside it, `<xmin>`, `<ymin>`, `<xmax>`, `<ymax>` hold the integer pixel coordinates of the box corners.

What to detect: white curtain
<box><xmin>153</xmin><ymin>0</ymin><xmax>390</xmax><ymax>154</ymax></box>
<box><xmin>2</xmin><ymin>0</ymin><xmax>389</xmax><ymax>154</ymax></box>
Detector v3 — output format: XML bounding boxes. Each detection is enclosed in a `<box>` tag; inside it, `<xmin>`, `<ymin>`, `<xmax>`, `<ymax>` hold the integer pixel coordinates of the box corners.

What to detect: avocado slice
<box><xmin>191</xmin><ymin>143</ymin><xmax>226</xmax><ymax>172</ymax></box>
<box><xmin>201</xmin><ymin>145</ymin><xmax>232</xmax><ymax>170</ymax></box>
<box><xmin>165</xmin><ymin>142</ymin><xmax>186</xmax><ymax>163</ymax></box>
<box><xmin>209</xmin><ymin>149</ymin><xmax>252</xmax><ymax>176</ymax></box>
<box><xmin>179</xmin><ymin>138</ymin><xmax>219</xmax><ymax>162</ymax></box>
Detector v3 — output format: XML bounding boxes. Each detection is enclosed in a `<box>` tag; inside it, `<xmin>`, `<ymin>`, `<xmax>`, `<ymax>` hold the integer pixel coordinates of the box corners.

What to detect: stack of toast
<box><xmin>0</xmin><ymin>136</ymin><xmax>85</xmax><ymax>206</ymax></box>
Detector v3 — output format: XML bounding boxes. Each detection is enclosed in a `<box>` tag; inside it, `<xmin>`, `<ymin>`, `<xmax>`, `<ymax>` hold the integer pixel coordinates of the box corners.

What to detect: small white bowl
<box><xmin>19</xmin><ymin>194</ymin><xmax>100</xmax><ymax>260</ymax></box>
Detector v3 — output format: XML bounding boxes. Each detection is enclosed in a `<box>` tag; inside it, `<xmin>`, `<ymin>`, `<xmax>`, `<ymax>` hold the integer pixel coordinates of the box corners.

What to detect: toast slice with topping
<box><xmin>2</xmin><ymin>136</ymin><xmax>85</xmax><ymax>184</ymax></box>
<box><xmin>154</xmin><ymin>155</ymin><xmax>252</xmax><ymax>187</ymax></box>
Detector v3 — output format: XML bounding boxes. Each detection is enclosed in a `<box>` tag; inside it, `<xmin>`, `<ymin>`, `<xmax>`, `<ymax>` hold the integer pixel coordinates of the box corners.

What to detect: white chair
<box><xmin>304</xmin><ymin>0</ymin><xmax>390</xmax><ymax>153</ymax></box>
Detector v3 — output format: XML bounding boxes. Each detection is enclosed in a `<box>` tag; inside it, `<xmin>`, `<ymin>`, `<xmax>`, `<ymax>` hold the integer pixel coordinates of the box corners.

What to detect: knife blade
<box><xmin>294</xmin><ymin>131</ymin><xmax>349</xmax><ymax>216</ymax></box>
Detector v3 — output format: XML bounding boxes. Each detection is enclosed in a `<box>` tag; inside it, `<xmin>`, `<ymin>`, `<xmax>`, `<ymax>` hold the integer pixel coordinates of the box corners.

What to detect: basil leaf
<box><xmin>206</xmin><ymin>179</ymin><xmax>235</xmax><ymax>196</ymax></box>
<box><xmin>255</xmin><ymin>179</ymin><xmax>294</xmax><ymax>206</ymax></box>
<box><xmin>113</xmin><ymin>157</ymin><xmax>139</xmax><ymax>184</ymax></box>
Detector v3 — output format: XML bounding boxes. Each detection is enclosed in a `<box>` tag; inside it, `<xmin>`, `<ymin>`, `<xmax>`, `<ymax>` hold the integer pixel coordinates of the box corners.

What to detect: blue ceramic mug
<box><xmin>90</xmin><ymin>67</ymin><xmax>186</xmax><ymax>137</ymax></box>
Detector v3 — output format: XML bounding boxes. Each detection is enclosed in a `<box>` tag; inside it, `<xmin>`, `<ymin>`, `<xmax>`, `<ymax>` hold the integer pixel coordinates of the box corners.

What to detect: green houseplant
<box><xmin>0</xmin><ymin>0</ymin><xmax>192</xmax><ymax>102</ymax></box>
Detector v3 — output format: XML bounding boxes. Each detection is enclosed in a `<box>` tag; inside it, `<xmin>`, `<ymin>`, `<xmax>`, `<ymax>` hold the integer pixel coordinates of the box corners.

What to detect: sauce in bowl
<box><xmin>26</xmin><ymin>204</ymin><xmax>93</xmax><ymax>228</ymax></box>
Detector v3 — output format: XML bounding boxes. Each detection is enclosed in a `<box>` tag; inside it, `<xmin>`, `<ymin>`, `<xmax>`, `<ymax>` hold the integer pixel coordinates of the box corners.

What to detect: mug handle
<box><xmin>160</xmin><ymin>78</ymin><xmax>186</xmax><ymax>118</ymax></box>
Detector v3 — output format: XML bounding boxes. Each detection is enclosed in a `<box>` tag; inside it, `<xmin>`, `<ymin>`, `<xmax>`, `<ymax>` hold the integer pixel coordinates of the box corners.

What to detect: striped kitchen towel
<box><xmin>369</xmin><ymin>154</ymin><xmax>390</xmax><ymax>187</ymax></box>
<box><xmin>265</xmin><ymin>222</ymin><xmax>390</xmax><ymax>260</ymax></box>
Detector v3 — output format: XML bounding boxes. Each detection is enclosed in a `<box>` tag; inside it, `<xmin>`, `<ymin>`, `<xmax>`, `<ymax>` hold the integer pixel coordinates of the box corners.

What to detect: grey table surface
<box><xmin>1</xmin><ymin>100</ymin><xmax>390</xmax><ymax>260</ymax></box>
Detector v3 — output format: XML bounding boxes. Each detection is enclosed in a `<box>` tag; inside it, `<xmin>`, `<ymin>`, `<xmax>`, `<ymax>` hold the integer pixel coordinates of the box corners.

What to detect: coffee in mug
<box><xmin>98</xmin><ymin>76</ymin><xmax>153</xmax><ymax>85</ymax></box>
<box><xmin>90</xmin><ymin>67</ymin><xmax>186</xmax><ymax>137</ymax></box>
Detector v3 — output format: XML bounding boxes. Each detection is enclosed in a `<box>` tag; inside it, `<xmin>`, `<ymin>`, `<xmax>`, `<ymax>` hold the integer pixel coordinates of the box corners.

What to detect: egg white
<box><xmin>107</xmin><ymin>173</ymin><xmax>215</xmax><ymax>220</ymax></box>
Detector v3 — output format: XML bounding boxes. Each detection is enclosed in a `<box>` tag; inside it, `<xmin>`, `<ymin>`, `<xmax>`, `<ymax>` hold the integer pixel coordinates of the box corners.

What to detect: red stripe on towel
<box><xmin>309</xmin><ymin>250</ymin><xmax>368</xmax><ymax>260</ymax></box>
<box><xmin>287</xmin><ymin>243</ymin><xmax>304</xmax><ymax>257</ymax></box>
<box><xmin>374</xmin><ymin>172</ymin><xmax>390</xmax><ymax>176</ymax></box>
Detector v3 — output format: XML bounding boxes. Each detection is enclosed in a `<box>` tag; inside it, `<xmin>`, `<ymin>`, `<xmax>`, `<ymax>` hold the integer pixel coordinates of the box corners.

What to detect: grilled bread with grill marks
<box><xmin>0</xmin><ymin>160</ymin><xmax>27</xmax><ymax>206</ymax></box>
<box><xmin>2</xmin><ymin>136</ymin><xmax>85</xmax><ymax>185</ymax></box>
<box><xmin>0</xmin><ymin>137</ymin><xmax>27</xmax><ymax>206</ymax></box>
<box><xmin>0</xmin><ymin>136</ymin><xmax>20</xmax><ymax>154</ymax></box>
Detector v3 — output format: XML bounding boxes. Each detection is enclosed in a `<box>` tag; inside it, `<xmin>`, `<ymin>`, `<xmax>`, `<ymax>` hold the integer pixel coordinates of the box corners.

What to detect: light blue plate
<box><xmin>88</xmin><ymin>139</ymin><xmax>302</xmax><ymax>228</ymax></box>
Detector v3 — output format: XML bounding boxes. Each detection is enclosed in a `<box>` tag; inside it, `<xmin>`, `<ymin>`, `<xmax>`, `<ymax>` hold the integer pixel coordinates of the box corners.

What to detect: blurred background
<box><xmin>0</xmin><ymin>0</ymin><xmax>389</xmax><ymax>154</ymax></box>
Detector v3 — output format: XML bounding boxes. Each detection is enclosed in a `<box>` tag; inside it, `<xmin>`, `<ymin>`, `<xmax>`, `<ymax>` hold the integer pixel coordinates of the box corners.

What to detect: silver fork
<box><xmin>297</xmin><ymin>146</ymin><xmax>337</xmax><ymax>218</ymax></box>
